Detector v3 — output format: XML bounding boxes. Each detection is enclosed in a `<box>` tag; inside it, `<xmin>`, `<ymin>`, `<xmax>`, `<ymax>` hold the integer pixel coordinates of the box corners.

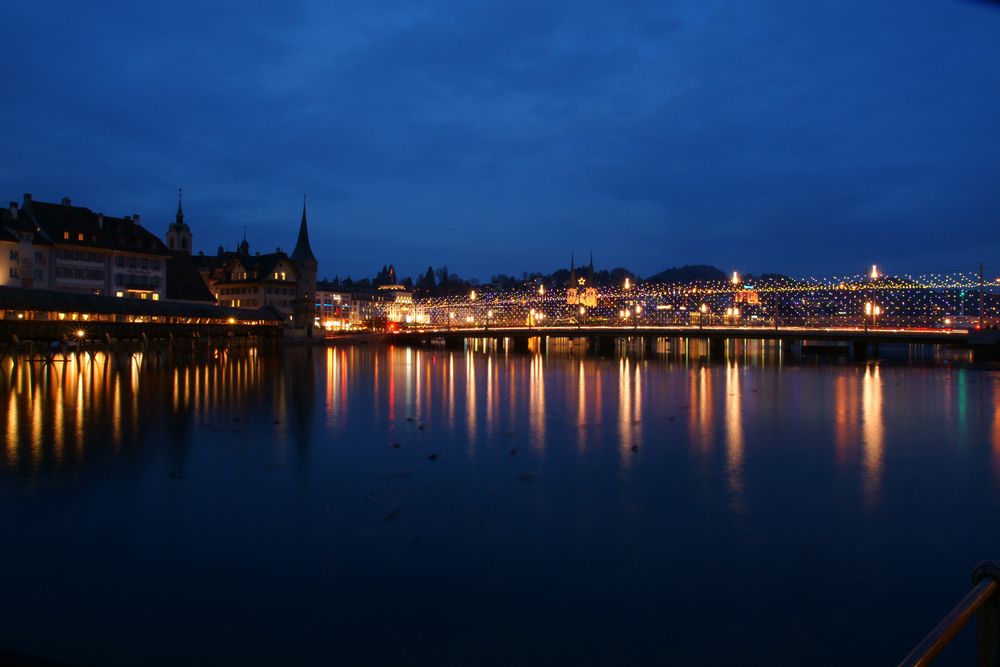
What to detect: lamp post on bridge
<box><xmin>864</xmin><ymin>301</ymin><xmax>881</xmax><ymax>330</ymax></box>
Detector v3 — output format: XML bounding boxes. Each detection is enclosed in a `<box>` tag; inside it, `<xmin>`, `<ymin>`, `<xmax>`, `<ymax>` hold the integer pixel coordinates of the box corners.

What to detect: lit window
<box><xmin>152</xmin><ymin>293</ymin><xmax>159</xmax><ymax>301</ymax></box>
<box><xmin>115</xmin><ymin>291</ymin><xmax>124</xmax><ymax>297</ymax></box>
<box><xmin>281</xmin><ymin>272</ymin><xmax>286</xmax><ymax>280</ymax></box>
<box><xmin>77</xmin><ymin>233</ymin><xmax>84</xmax><ymax>241</ymax></box>
<box><xmin>63</xmin><ymin>232</ymin><xmax>70</xmax><ymax>239</ymax></box>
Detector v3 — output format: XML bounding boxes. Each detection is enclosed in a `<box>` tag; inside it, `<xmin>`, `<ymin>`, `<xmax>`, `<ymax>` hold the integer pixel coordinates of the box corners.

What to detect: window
<box><xmin>63</xmin><ymin>232</ymin><xmax>70</xmax><ymax>240</ymax></box>
<box><xmin>116</xmin><ymin>256</ymin><xmax>124</xmax><ymax>267</ymax></box>
<box><xmin>129</xmin><ymin>257</ymin><xmax>136</xmax><ymax>269</ymax></box>
<box><xmin>77</xmin><ymin>233</ymin><xmax>84</xmax><ymax>241</ymax></box>
<box><xmin>33</xmin><ymin>269</ymin><xmax>43</xmax><ymax>280</ymax></box>
<box><xmin>151</xmin><ymin>259</ymin><xmax>159</xmax><ymax>270</ymax></box>
<box><xmin>35</xmin><ymin>252</ymin><xmax>43</xmax><ymax>262</ymax></box>
<box><xmin>141</xmin><ymin>258</ymin><xmax>148</xmax><ymax>270</ymax></box>
<box><xmin>9</xmin><ymin>268</ymin><xmax>17</xmax><ymax>278</ymax></box>
<box><xmin>8</xmin><ymin>250</ymin><xmax>17</xmax><ymax>260</ymax></box>
<box><xmin>281</xmin><ymin>272</ymin><xmax>286</xmax><ymax>280</ymax></box>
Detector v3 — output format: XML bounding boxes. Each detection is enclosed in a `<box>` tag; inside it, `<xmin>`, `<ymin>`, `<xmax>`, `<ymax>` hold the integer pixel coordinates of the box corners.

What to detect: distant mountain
<box><xmin>645</xmin><ymin>264</ymin><xmax>727</xmax><ymax>283</ymax></box>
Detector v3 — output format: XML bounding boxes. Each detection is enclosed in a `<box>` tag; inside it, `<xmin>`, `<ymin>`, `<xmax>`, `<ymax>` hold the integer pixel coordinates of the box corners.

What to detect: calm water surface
<box><xmin>2</xmin><ymin>343</ymin><xmax>1000</xmax><ymax>665</ymax></box>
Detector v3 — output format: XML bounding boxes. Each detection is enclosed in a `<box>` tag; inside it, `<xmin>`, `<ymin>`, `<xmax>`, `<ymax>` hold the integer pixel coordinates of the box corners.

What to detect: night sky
<box><xmin>2</xmin><ymin>1</ymin><xmax>999</xmax><ymax>281</ymax></box>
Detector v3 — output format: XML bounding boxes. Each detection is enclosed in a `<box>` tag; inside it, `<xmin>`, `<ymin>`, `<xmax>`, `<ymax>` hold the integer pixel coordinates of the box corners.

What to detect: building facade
<box><xmin>1</xmin><ymin>201</ymin><xmax>51</xmax><ymax>289</ymax></box>
<box><xmin>186</xmin><ymin>201</ymin><xmax>318</xmax><ymax>324</ymax></box>
<box><xmin>2</xmin><ymin>194</ymin><xmax>169</xmax><ymax>300</ymax></box>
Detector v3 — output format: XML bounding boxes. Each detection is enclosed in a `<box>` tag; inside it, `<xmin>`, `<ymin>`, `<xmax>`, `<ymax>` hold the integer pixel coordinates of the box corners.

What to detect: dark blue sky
<box><xmin>2</xmin><ymin>1</ymin><xmax>999</xmax><ymax>281</ymax></box>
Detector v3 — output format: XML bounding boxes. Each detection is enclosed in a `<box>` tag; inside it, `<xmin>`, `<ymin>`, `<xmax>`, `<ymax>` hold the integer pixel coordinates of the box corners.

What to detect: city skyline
<box><xmin>2</xmin><ymin>2</ymin><xmax>1000</xmax><ymax>280</ymax></box>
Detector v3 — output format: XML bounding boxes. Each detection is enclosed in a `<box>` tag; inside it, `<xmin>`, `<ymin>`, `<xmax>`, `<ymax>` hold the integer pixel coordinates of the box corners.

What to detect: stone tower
<box><xmin>290</xmin><ymin>196</ymin><xmax>318</xmax><ymax>328</ymax></box>
<box><xmin>165</xmin><ymin>189</ymin><xmax>192</xmax><ymax>254</ymax></box>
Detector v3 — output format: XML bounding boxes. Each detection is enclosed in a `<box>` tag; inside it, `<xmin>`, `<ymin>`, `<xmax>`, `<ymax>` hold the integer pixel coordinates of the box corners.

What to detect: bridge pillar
<box><xmin>644</xmin><ymin>336</ymin><xmax>655</xmax><ymax>354</ymax></box>
<box><xmin>597</xmin><ymin>336</ymin><xmax>617</xmax><ymax>356</ymax></box>
<box><xmin>537</xmin><ymin>336</ymin><xmax>548</xmax><ymax>354</ymax></box>
<box><xmin>444</xmin><ymin>336</ymin><xmax>465</xmax><ymax>351</ymax></box>
<box><xmin>511</xmin><ymin>336</ymin><xmax>530</xmax><ymax>353</ymax></box>
<box><xmin>709</xmin><ymin>337</ymin><xmax>726</xmax><ymax>359</ymax></box>
<box><xmin>852</xmin><ymin>340</ymin><xmax>869</xmax><ymax>359</ymax></box>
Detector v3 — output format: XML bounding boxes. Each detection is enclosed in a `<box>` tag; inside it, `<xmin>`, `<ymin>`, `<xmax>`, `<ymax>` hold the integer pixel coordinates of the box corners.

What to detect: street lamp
<box><xmin>578</xmin><ymin>305</ymin><xmax>586</xmax><ymax>329</ymax></box>
<box><xmin>486</xmin><ymin>309</ymin><xmax>493</xmax><ymax>330</ymax></box>
<box><xmin>699</xmin><ymin>303</ymin><xmax>707</xmax><ymax>329</ymax></box>
<box><xmin>864</xmin><ymin>301</ymin><xmax>881</xmax><ymax>330</ymax></box>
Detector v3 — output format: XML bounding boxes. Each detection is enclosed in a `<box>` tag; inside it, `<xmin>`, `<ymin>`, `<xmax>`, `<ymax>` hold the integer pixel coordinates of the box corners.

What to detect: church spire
<box><xmin>569</xmin><ymin>250</ymin><xmax>576</xmax><ymax>285</ymax></box>
<box><xmin>290</xmin><ymin>194</ymin><xmax>317</xmax><ymax>263</ymax></box>
<box><xmin>176</xmin><ymin>187</ymin><xmax>184</xmax><ymax>224</ymax></box>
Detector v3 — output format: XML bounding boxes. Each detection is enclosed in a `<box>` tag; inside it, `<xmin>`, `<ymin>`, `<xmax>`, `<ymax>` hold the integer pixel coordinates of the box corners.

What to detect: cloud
<box><xmin>1</xmin><ymin>0</ymin><xmax>999</xmax><ymax>279</ymax></box>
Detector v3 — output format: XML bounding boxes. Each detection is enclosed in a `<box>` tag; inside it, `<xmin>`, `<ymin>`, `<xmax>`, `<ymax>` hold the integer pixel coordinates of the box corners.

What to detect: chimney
<box><xmin>133</xmin><ymin>213</ymin><xmax>141</xmax><ymax>224</ymax></box>
<box><xmin>22</xmin><ymin>193</ymin><xmax>31</xmax><ymax>203</ymax></box>
<box><xmin>61</xmin><ymin>197</ymin><xmax>72</xmax><ymax>206</ymax></box>
<box><xmin>124</xmin><ymin>215</ymin><xmax>132</xmax><ymax>221</ymax></box>
<box><xmin>96</xmin><ymin>213</ymin><xmax>104</xmax><ymax>228</ymax></box>
<box><xmin>8</xmin><ymin>202</ymin><xmax>17</xmax><ymax>219</ymax></box>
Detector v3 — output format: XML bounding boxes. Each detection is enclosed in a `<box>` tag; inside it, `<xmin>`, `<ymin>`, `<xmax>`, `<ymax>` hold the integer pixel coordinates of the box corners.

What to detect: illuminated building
<box><xmin>3</xmin><ymin>194</ymin><xmax>169</xmax><ymax>300</ymax></box>
<box><xmin>1</xmin><ymin>200</ymin><xmax>51</xmax><ymax>290</ymax></box>
<box><xmin>566</xmin><ymin>251</ymin><xmax>598</xmax><ymax>308</ymax></box>
<box><xmin>189</xmin><ymin>199</ymin><xmax>319</xmax><ymax>327</ymax></box>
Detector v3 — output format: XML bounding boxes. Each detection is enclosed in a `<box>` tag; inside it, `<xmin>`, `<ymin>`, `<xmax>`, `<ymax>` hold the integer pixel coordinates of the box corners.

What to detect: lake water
<box><xmin>1</xmin><ymin>342</ymin><xmax>999</xmax><ymax>665</ymax></box>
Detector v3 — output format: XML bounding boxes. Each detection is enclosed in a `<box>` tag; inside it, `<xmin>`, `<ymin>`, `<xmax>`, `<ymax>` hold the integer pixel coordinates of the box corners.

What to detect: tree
<box><xmin>417</xmin><ymin>266</ymin><xmax>436</xmax><ymax>291</ymax></box>
<box><xmin>436</xmin><ymin>266</ymin><xmax>450</xmax><ymax>286</ymax></box>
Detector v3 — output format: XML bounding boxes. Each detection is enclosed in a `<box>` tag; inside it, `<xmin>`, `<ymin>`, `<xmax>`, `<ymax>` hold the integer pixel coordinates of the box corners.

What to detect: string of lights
<box><xmin>409</xmin><ymin>269</ymin><xmax>1000</xmax><ymax>330</ymax></box>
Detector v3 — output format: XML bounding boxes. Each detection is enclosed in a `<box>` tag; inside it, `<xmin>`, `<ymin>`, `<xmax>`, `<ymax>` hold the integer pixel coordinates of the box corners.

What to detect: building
<box><xmin>186</xmin><ymin>200</ymin><xmax>318</xmax><ymax>326</ymax></box>
<box><xmin>165</xmin><ymin>189</ymin><xmax>192</xmax><ymax>254</ymax></box>
<box><xmin>315</xmin><ymin>279</ymin><xmax>353</xmax><ymax>330</ymax></box>
<box><xmin>1</xmin><ymin>201</ymin><xmax>51</xmax><ymax>289</ymax></box>
<box><xmin>289</xmin><ymin>201</ymin><xmax>318</xmax><ymax>327</ymax></box>
<box><xmin>2</xmin><ymin>194</ymin><xmax>170</xmax><ymax>300</ymax></box>
<box><xmin>566</xmin><ymin>251</ymin><xmax>598</xmax><ymax>308</ymax></box>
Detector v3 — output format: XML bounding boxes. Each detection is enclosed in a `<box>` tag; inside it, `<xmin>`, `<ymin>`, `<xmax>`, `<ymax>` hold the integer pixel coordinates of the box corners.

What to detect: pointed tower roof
<box><xmin>569</xmin><ymin>251</ymin><xmax>576</xmax><ymax>285</ymax></box>
<box><xmin>291</xmin><ymin>195</ymin><xmax>317</xmax><ymax>263</ymax></box>
<box><xmin>170</xmin><ymin>188</ymin><xmax>190</xmax><ymax>232</ymax></box>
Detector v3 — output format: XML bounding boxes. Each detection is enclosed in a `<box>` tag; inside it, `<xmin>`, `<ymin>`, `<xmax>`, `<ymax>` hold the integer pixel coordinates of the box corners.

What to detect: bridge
<box><xmin>398</xmin><ymin>268</ymin><xmax>999</xmax><ymax>357</ymax></box>
<box><xmin>390</xmin><ymin>323</ymin><xmax>978</xmax><ymax>359</ymax></box>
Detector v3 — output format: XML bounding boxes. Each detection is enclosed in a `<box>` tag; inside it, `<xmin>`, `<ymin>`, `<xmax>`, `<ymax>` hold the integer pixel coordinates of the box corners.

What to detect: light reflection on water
<box><xmin>1</xmin><ymin>345</ymin><xmax>1000</xmax><ymax>665</ymax></box>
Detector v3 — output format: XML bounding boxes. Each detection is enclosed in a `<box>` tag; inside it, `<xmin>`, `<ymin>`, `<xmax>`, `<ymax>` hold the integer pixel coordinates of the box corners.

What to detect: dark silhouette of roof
<box><xmin>290</xmin><ymin>200</ymin><xmax>316</xmax><ymax>263</ymax></box>
<box><xmin>166</xmin><ymin>251</ymin><xmax>216</xmax><ymax>302</ymax></box>
<box><xmin>23</xmin><ymin>198</ymin><xmax>170</xmax><ymax>255</ymax></box>
<box><xmin>0</xmin><ymin>207</ymin><xmax>51</xmax><ymax>245</ymax></box>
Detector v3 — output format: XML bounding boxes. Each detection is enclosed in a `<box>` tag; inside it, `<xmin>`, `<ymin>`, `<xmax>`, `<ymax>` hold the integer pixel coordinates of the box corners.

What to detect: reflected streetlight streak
<box><xmin>529</xmin><ymin>354</ymin><xmax>545</xmax><ymax>451</ymax></box>
<box><xmin>861</xmin><ymin>364</ymin><xmax>884</xmax><ymax>507</ymax></box>
<box><xmin>466</xmin><ymin>349</ymin><xmax>477</xmax><ymax>446</ymax></box>
<box><xmin>725</xmin><ymin>362</ymin><xmax>746</xmax><ymax>514</ymax></box>
<box><xmin>619</xmin><ymin>358</ymin><xmax>633</xmax><ymax>463</ymax></box>
<box><xmin>577</xmin><ymin>360</ymin><xmax>587</xmax><ymax>452</ymax></box>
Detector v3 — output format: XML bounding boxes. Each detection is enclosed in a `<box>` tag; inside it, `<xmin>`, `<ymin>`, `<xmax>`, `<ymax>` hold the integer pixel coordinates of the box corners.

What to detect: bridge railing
<box><xmin>898</xmin><ymin>561</ymin><xmax>1000</xmax><ymax>666</ymax></box>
